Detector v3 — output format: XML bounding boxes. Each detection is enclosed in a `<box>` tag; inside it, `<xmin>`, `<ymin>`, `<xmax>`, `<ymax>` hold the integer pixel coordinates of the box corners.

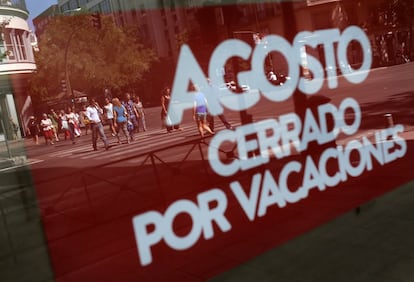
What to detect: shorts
<box><xmin>43</xmin><ymin>129</ymin><xmax>53</xmax><ymax>139</ymax></box>
<box><xmin>106</xmin><ymin>118</ymin><xmax>114</xmax><ymax>126</ymax></box>
<box><xmin>196</xmin><ymin>112</ymin><xmax>207</xmax><ymax>122</ymax></box>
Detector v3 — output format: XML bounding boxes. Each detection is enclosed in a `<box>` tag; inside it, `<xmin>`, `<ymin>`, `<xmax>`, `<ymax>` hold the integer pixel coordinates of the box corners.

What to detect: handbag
<box><xmin>61</xmin><ymin>120</ymin><xmax>69</xmax><ymax>130</ymax></box>
<box><xmin>127</xmin><ymin>120</ymin><xmax>134</xmax><ymax>132</ymax></box>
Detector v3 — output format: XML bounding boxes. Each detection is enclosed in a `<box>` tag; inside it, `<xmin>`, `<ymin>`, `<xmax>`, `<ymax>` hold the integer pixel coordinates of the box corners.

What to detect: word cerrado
<box><xmin>209</xmin><ymin>98</ymin><xmax>360</xmax><ymax>177</ymax></box>
<box><xmin>166</xmin><ymin>25</ymin><xmax>371</xmax><ymax>124</ymax></box>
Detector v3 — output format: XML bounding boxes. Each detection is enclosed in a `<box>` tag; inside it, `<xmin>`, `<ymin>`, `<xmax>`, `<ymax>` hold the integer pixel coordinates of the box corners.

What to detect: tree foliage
<box><xmin>30</xmin><ymin>13</ymin><xmax>157</xmax><ymax>102</ymax></box>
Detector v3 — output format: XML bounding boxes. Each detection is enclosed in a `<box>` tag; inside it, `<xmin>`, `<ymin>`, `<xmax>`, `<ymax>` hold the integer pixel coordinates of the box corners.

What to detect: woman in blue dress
<box><xmin>112</xmin><ymin>97</ymin><xmax>131</xmax><ymax>144</ymax></box>
<box><xmin>193</xmin><ymin>85</ymin><xmax>214</xmax><ymax>138</ymax></box>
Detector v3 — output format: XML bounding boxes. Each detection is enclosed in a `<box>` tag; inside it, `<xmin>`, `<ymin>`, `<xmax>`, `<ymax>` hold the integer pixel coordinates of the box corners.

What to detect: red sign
<box><xmin>25</xmin><ymin>1</ymin><xmax>414</xmax><ymax>281</ymax></box>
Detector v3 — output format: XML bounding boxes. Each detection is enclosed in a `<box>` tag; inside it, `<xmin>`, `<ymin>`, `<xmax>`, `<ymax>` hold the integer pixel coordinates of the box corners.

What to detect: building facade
<box><xmin>0</xmin><ymin>0</ymin><xmax>36</xmax><ymax>141</ymax></box>
<box><xmin>57</xmin><ymin>0</ymin><xmax>193</xmax><ymax>60</ymax></box>
<box><xmin>32</xmin><ymin>4</ymin><xmax>59</xmax><ymax>38</ymax></box>
<box><xmin>51</xmin><ymin>0</ymin><xmax>412</xmax><ymax>106</ymax></box>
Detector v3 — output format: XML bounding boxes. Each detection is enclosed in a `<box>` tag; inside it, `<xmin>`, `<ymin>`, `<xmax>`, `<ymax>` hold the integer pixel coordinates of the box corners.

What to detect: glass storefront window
<box><xmin>3</xmin><ymin>0</ymin><xmax>414</xmax><ymax>281</ymax></box>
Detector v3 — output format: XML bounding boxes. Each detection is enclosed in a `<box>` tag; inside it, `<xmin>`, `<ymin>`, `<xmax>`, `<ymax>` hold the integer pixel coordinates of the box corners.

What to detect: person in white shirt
<box><xmin>268</xmin><ymin>71</ymin><xmax>277</xmax><ymax>82</ymax></box>
<box><xmin>104</xmin><ymin>97</ymin><xmax>116</xmax><ymax>136</ymax></box>
<box><xmin>66</xmin><ymin>107</ymin><xmax>77</xmax><ymax>144</ymax></box>
<box><xmin>85</xmin><ymin>99</ymin><xmax>109</xmax><ymax>151</ymax></box>
<box><xmin>40</xmin><ymin>113</ymin><xmax>54</xmax><ymax>145</ymax></box>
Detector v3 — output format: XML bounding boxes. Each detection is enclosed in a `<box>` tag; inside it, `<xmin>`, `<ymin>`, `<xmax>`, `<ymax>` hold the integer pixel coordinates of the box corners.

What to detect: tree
<box><xmin>29</xmin><ymin>13</ymin><xmax>157</xmax><ymax>104</ymax></box>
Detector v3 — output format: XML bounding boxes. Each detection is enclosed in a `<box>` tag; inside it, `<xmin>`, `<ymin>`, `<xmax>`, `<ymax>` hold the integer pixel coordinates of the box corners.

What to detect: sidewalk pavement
<box><xmin>0</xmin><ymin>139</ymin><xmax>27</xmax><ymax>170</ymax></box>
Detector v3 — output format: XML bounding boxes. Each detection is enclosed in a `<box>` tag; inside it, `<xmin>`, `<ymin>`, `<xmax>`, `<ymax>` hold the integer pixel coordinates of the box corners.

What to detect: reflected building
<box><xmin>0</xmin><ymin>0</ymin><xmax>36</xmax><ymax>141</ymax></box>
<box><xmin>54</xmin><ymin>0</ymin><xmax>413</xmax><ymax>68</ymax></box>
<box><xmin>32</xmin><ymin>4</ymin><xmax>59</xmax><ymax>39</ymax></box>
<box><xmin>49</xmin><ymin>1</ymin><xmax>413</xmax><ymax>103</ymax></box>
<box><xmin>57</xmin><ymin>0</ymin><xmax>195</xmax><ymax>60</ymax></box>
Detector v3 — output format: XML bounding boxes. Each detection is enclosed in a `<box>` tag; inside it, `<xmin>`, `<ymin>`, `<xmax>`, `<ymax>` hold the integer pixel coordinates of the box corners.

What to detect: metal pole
<box><xmin>62</xmin><ymin>8</ymin><xmax>83</xmax><ymax>110</ymax></box>
<box><xmin>64</xmin><ymin>29</ymin><xmax>77</xmax><ymax>110</ymax></box>
<box><xmin>281</xmin><ymin>2</ymin><xmax>307</xmax><ymax>124</ymax></box>
<box><xmin>0</xmin><ymin>118</ymin><xmax>12</xmax><ymax>159</ymax></box>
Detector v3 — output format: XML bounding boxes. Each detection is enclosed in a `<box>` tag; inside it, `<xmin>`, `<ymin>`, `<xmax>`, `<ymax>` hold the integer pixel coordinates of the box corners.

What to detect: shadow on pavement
<box><xmin>359</xmin><ymin>91</ymin><xmax>414</xmax><ymax>129</ymax></box>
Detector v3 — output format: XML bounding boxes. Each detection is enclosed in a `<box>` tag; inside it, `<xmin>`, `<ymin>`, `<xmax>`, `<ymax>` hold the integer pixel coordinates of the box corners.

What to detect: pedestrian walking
<box><xmin>161</xmin><ymin>86</ymin><xmax>181</xmax><ymax>133</ymax></box>
<box><xmin>27</xmin><ymin>116</ymin><xmax>39</xmax><ymax>145</ymax></box>
<box><xmin>133</xmin><ymin>96</ymin><xmax>147</xmax><ymax>132</ymax></box>
<box><xmin>112</xmin><ymin>97</ymin><xmax>131</xmax><ymax>144</ymax></box>
<box><xmin>66</xmin><ymin>107</ymin><xmax>77</xmax><ymax>144</ymax></box>
<box><xmin>73</xmin><ymin>111</ymin><xmax>82</xmax><ymax>137</ymax></box>
<box><xmin>123</xmin><ymin>93</ymin><xmax>139</xmax><ymax>139</ymax></box>
<box><xmin>59</xmin><ymin>109</ymin><xmax>70</xmax><ymax>140</ymax></box>
<box><xmin>85</xmin><ymin>99</ymin><xmax>109</xmax><ymax>151</ymax></box>
<box><xmin>193</xmin><ymin>85</ymin><xmax>214</xmax><ymax>138</ymax></box>
<box><xmin>103</xmin><ymin>97</ymin><xmax>116</xmax><ymax>136</ymax></box>
<box><xmin>268</xmin><ymin>71</ymin><xmax>277</xmax><ymax>82</ymax></box>
<box><xmin>78</xmin><ymin>105</ymin><xmax>90</xmax><ymax>136</ymax></box>
<box><xmin>40</xmin><ymin>113</ymin><xmax>55</xmax><ymax>145</ymax></box>
<box><xmin>48</xmin><ymin>109</ymin><xmax>60</xmax><ymax>141</ymax></box>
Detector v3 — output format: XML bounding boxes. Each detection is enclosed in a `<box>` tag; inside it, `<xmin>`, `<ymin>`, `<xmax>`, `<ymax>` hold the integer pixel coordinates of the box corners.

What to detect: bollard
<box><xmin>384</xmin><ymin>113</ymin><xmax>394</xmax><ymax>128</ymax></box>
<box><xmin>384</xmin><ymin>113</ymin><xmax>394</xmax><ymax>141</ymax></box>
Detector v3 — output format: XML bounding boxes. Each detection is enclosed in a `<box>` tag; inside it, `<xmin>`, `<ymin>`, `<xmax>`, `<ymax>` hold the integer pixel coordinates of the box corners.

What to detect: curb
<box><xmin>0</xmin><ymin>156</ymin><xmax>28</xmax><ymax>170</ymax></box>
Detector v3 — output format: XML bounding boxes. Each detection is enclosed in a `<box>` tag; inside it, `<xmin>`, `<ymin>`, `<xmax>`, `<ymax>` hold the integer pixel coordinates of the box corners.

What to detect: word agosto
<box><xmin>132</xmin><ymin>26</ymin><xmax>407</xmax><ymax>266</ymax></box>
<box><xmin>166</xmin><ymin>25</ymin><xmax>371</xmax><ymax>121</ymax></box>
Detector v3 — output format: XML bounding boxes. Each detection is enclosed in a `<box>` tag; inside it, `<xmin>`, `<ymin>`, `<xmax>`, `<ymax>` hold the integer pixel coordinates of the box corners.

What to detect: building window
<box><xmin>100</xmin><ymin>0</ymin><xmax>111</xmax><ymax>14</ymax></box>
<box><xmin>61</xmin><ymin>2</ymin><xmax>70</xmax><ymax>13</ymax></box>
<box><xmin>78</xmin><ymin>0</ymin><xmax>87</xmax><ymax>7</ymax></box>
<box><xmin>15</xmin><ymin>31</ymin><xmax>27</xmax><ymax>60</ymax></box>
<box><xmin>1</xmin><ymin>28</ymin><xmax>33</xmax><ymax>63</ymax></box>
<box><xmin>90</xmin><ymin>4</ymin><xmax>99</xmax><ymax>12</ymax></box>
<box><xmin>69</xmin><ymin>0</ymin><xmax>78</xmax><ymax>10</ymax></box>
<box><xmin>90</xmin><ymin>0</ymin><xmax>111</xmax><ymax>14</ymax></box>
<box><xmin>0</xmin><ymin>32</ymin><xmax>7</xmax><ymax>61</ymax></box>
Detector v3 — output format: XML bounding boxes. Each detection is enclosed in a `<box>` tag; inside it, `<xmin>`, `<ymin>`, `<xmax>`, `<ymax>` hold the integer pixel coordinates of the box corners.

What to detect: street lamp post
<box><xmin>63</xmin><ymin>7</ymin><xmax>81</xmax><ymax>15</ymax></box>
<box><xmin>61</xmin><ymin>7</ymin><xmax>82</xmax><ymax>110</ymax></box>
<box><xmin>64</xmin><ymin>28</ymin><xmax>78</xmax><ymax>110</ymax></box>
<box><xmin>61</xmin><ymin>8</ymin><xmax>101</xmax><ymax>110</ymax></box>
